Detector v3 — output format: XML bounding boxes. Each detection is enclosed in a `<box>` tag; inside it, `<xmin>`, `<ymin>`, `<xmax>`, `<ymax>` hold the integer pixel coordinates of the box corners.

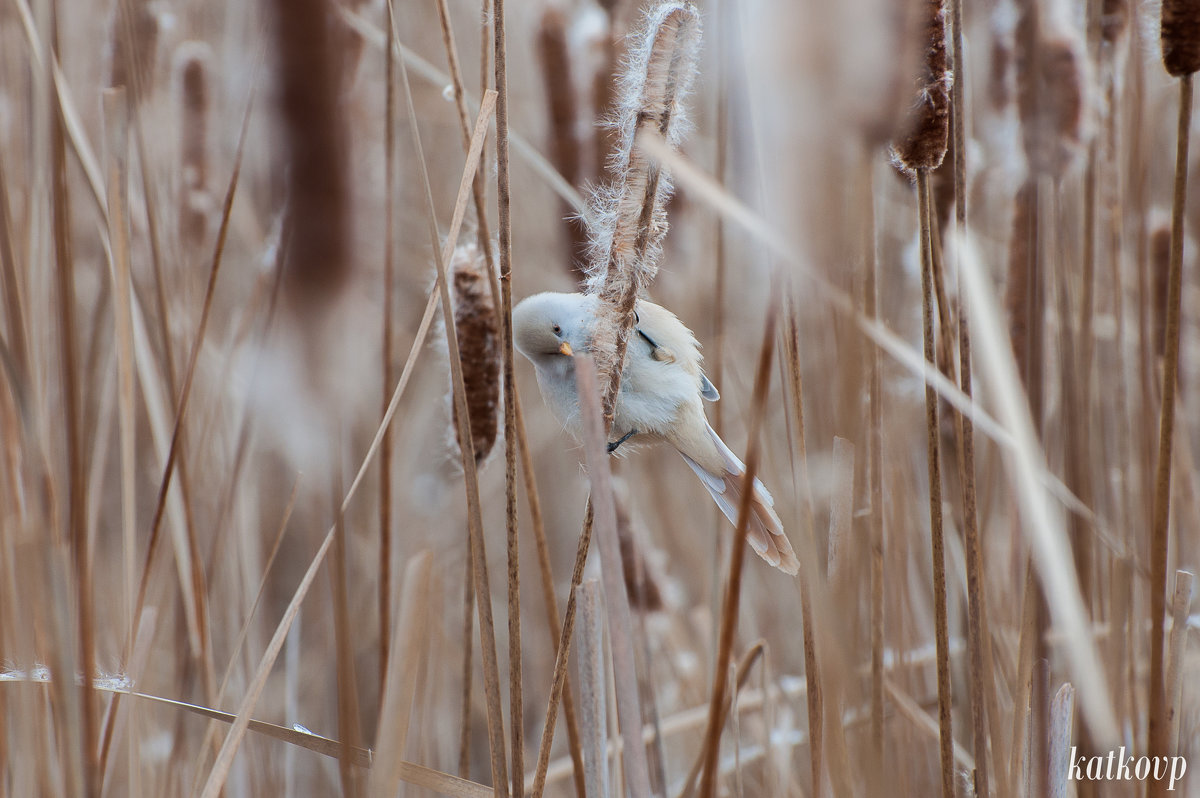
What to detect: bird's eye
<box><xmin>552</xmin><ymin>324</ymin><xmax>562</xmax><ymax>335</ymax></box>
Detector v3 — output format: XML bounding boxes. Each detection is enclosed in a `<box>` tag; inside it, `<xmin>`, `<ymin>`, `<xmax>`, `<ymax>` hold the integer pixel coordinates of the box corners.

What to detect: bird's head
<box><xmin>512</xmin><ymin>292</ymin><xmax>592</xmax><ymax>365</ymax></box>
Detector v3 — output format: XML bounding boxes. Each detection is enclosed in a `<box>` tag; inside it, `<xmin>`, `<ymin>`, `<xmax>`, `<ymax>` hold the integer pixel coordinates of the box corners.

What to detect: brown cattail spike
<box><xmin>891</xmin><ymin>0</ymin><xmax>950</xmax><ymax>173</ymax></box>
<box><xmin>1033</xmin><ymin>36</ymin><xmax>1087</xmax><ymax>177</ymax></box>
<box><xmin>1100</xmin><ymin>0</ymin><xmax>1129</xmax><ymax>44</ymax></box>
<box><xmin>449</xmin><ymin>243</ymin><xmax>501</xmax><ymax>466</ymax></box>
<box><xmin>1162</xmin><ymin>0</ymin><xmax>1200</xmax><ymax>76</ymax></box>
<box><xmin>176</xmin><ymin>43</ymin><xmax>214</xmax><ymax>249</ymax></box>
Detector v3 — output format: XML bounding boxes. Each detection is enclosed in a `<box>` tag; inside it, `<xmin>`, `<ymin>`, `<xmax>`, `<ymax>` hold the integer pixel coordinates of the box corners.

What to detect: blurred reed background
<box><xmin>0</xmin><ymin>0</ymin><xmax>1198</xmax><ymax>795</ymax></box>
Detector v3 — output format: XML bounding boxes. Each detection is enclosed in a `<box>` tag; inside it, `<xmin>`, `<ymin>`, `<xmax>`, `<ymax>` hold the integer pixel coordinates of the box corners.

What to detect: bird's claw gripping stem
<box><xmin>607</xmin><ymin>429</ymin><xmax>637</xmax><ymax>454</ymax></box>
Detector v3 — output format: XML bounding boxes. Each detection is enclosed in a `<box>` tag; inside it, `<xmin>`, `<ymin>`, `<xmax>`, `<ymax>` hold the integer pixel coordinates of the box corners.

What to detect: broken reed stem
<box><xmin>697</xmin><ymin>302</ymin><xmax>777</xmax><ymax>798</ymax></box>
<box><xmin>918</xmin><ymin>170</ymin><xmax>956</xmax><ymax>798</ymax></box>
<box><xmin>1165</xmin><ymin>570</ymin><xmax>1194</xmax><ymax>753</ymax></box>
<box><xmin>491</xmin><ymin>0</ymin><xmax>524</xmax><ymax>787</ymax></box>
<box><xmin>1147</xmin><ymin>71</ymin><xmax>1193</xmax><ymax>794</ymax></box>
<box><xmin>380</xmin><ymin>0</ymin><xmax>396</xmax><ymax>694</ymax></box>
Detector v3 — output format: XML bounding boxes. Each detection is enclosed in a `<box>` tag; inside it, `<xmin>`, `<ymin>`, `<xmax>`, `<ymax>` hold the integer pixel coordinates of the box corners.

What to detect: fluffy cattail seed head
<box><xmin>890</xmin><ymin>0</ymin><xmax>951</xmax><ymax>174</ymax></box>
<box><xmin>1161</xmin><ymin>0</ymin><xmax>1200</xmax><ymax>76</ymax></box>
<box><xmin>448</xmin><ymin>243</ymin><xmax>501</xmax><ymax>467</ymax></box>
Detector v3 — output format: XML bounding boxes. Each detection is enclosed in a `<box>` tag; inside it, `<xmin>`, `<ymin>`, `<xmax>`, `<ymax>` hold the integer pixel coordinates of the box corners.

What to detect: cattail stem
<box><xmin>697</xmin><ymin>300</ymin><xmax>777</xmax><ymax>798</ymax></box>
<box><xmin>782</xmin><ymin>299</ymin><xmax>824</xmax><ymax>798</ymax></box>
<box><xmin>918</xmin><ymin>170</ymin><xmax>955</xmax><ymax>798</ymax></box>
<box><xmin>1147</xmin><ymin>72</ymin><xmax>1192</xmax><ymax>794</ymax></box>
<box><xmin>380</xmin><ymin>0</ymin><xmax>397</xmax><ymax>697</ymax></box>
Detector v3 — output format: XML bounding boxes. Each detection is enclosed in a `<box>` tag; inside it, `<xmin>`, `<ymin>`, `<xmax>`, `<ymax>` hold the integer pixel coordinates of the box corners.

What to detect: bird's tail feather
<box><xmin>680</xmin><ymin>424</ymin><xmax>800</xmax><ymax>575</ymax></box>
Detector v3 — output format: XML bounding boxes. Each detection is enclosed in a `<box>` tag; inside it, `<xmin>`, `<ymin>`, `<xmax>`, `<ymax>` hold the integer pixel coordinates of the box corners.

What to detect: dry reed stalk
<box><xmin>490</xmin><ymin>0</ymin><xmax>524</xmax><ymax>789</ymax></box>
<box><xmin>697</xmin><ymin>303</ymin><xmax>776</xmax><ymax>798</ymax></box>
<box><xmin>175</xmin><ymin>43</ymin><xmax>213</xmax><ymax>251</ymax></box>
<box><xmin>860</xmin><ymin>155</ymin><xmax>886</xmax><ymax>789</ymax></box>
<box><xmin>1147</xmin><ymin>8</ymin><xmax>1195</xmax><ymax>773</ymax></box>
<box><xmin>0</xmin><ymin>155</ymin><xmax>28</xmax><ymax>388</ymax></box>
<box><xmin>1151</xmin><ymin>223</ymin><xmax>1172</xmax><ymax>358</ymax></box>
<box><xmin>1165</xmin><ymin>570</ymin><xmax>1194</xmax><ymax>753</ymax></box>
<box><xmin>891</xmin><ymin>2</ymin><xmax>954</xmax><ymax>791</ymax></box>
<box><xmin>49</xmin><ymin>10</ymin><xmax>96</xmax><ymax>791</ymax></box>
<box><xmin>616</xmin><ymin>498</ymin><xmax>664</xmax><ymax>612</ymax></box>
<box><xmin>395</xmin><ymin>20</ymin><xmax>510</xmax><ymax>789</ymax></box>
<box><xmin>380</xmin><ymin>0</ymin><xmax>397</xmax><ymax>694</ymax></box>
<box><xmin>529</xmin><ymin>503</ymin><xmax>594</xmax><ymax>798</ymax></box>
<box><xmin>272</xmin><ymin>0</ymin><xmax>349</xmax><ymax>312</ymax></box>
<box><xmin>102</xmin><ymin>88</ymin><xmax>138</xmax><ymax>645</ymax></box>
<box><xmin>576</xmin><ymin>579</ymin><xmax>610</xmax><ymax>798</ymax></box>
<box><xmin>536</xmin><ymin>7</ymin><xmax>587</xmax><ymax>278</ymax></box>
<box><xmin>678</xmin><ymin>642</ymin><xmax>765</xmax><ymax>798</ymax></box>
<box><xmin>956</xmin><ymin>216</ymin><xmax>1118</xmax><ymax>746</ymax></box>
<box><xmin>823</xmin><ymin>438</ymin><xmax>856</xmax><ymax>798</ymax></box>
<box><xmin>781</xmin><ymin>299</ymin><xmax>824</xmax><ymax>798</ymax></box>
<box><xmin>918</xmin><ymin>169</ymin><xmax>956</xmax><ymax>798</ymax></box>
<box><xmin>133</xmin><ymin>98</ymin><xmax>251</xmax><ymax>676</ymax></box>
<box><xmin>574</xmin><ymin>355</ymin><xmax>653</xmax><ymax>797</ymax></box>
<box><xmin>330</xmin><ymin>471</ymin><xmax>365</xmax><ymax>798</ymax></box>
<box><xmin>946</xmin><ymin>0</ymin><xmax>991</xmax><ymax>786</ymax></box>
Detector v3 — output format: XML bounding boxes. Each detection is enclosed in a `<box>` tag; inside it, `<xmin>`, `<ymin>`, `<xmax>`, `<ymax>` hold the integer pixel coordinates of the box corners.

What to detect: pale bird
<box><xmin>512</xmin><ymin>291</ymin><xmax>799</xmax><ymax>575</ymax></box>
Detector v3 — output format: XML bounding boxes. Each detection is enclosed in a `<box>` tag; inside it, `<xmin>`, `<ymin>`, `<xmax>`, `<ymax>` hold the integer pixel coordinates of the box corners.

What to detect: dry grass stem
<box><xmin>697</xmin><ymin>302</ymin><xmax>776</xmax><ymax>798</ymax></box>
<box><xmin>917</xmin><ymin>170</ymin><xmax>956</xmax><ymax>798</ymax></box>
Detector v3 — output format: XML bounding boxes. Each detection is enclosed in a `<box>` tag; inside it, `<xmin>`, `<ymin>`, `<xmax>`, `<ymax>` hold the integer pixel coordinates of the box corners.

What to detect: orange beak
<box><xmin>558</xmin><ymin>341</ymin><xmax>574</xmax><ymax>356</ymax></box>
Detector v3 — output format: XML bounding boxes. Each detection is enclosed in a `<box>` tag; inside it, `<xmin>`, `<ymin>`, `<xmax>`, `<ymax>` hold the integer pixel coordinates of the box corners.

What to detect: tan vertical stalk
<box><xmin>891</xmin><ymin>0</ymin><xmax>954</xmax><ymax>794</ymax></box>
<box><xmin>1148</xmin><ymin>0</ymin><xmax>1198</xmax><ymax>778</ymax></box>
<box><xmin>380</xmin><ymin>0</ymin><xmax>397</xmax><ymax>694</ymax></box>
